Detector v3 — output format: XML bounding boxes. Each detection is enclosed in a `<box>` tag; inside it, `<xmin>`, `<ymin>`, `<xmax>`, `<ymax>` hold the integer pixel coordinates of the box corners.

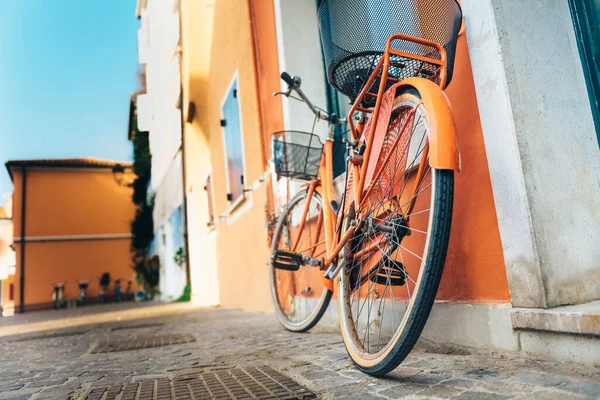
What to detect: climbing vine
<box><xmin>129</xmin><ymin>104</ymin><xmax>159</xmax><ymax>299</ymax></box>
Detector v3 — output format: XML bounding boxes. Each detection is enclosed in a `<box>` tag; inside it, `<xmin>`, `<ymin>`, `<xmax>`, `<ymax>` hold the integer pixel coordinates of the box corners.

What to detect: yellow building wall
<box><xmin>181</xmin><ymin>0</ymin><xmax>274</xmax><ymax>311</ymax></box>
<box><xmin>180</xmin><ymin>0</ymin><xmax>220</xmax><ymax>306</ymax></box>
<box><xmin>10</xmin><ymin>168</ymin><xmax>137</xmax><ymax>310</ymax></box>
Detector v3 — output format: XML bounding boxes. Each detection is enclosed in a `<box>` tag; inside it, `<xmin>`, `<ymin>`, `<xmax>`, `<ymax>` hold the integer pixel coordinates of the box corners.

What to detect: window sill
<box><xmin>227</xmin><ymin>194</ymin><xmax>246</xmax><ymax>213</ymax></box>
<box><xmin>223</xmin><ymin>194</ymin><xmax>253</xmax><ymax>227</ymax></box>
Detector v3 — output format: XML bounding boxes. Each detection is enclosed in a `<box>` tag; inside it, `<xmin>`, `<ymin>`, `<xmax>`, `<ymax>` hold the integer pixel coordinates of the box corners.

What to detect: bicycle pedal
<box><xmin>370</xmin><ymin>260</ymin><xmax>406</xmax><ymax>286</ymax></box>
<box><xmin>272</xmin><ymin>250</ymin><xmax>303</xmax><ymax>271</ymax></box>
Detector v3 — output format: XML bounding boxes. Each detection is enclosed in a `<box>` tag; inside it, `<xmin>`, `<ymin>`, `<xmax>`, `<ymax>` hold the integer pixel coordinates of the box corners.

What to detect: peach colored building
<box><xmin>5</xmin><ymin>158</ymin><xmax>137</xmax><ymax>311</ymax></box>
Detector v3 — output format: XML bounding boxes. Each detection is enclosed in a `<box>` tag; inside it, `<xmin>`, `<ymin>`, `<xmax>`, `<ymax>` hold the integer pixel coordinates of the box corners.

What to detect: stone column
<box><xmin>462</xmin><ymin>0</ymin><xmax>600</xmax><ymax>308</ymax></box>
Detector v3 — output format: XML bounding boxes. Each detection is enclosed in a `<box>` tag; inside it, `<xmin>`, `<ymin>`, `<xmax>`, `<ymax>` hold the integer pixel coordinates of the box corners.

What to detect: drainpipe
<box><xmin>177</xmin><ymin>3</ymin><xmax>192</xmax><ymax>288</ymax></box>
<box><xmin>248</xmin><ymin>0</ymin><xmax>275</xmax><ymax>217</ymax></box>
<box><xmin>19</xmin><ymin>166</ymin><xmax>27</xmax><ymax>313</ymax></box>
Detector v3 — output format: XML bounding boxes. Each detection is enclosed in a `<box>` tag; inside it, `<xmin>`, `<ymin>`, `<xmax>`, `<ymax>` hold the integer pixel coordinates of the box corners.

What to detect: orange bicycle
<box><xmin>270</xmin><ymin>0</ymin><xmax>462</xmax><ymax>375</ymax></box>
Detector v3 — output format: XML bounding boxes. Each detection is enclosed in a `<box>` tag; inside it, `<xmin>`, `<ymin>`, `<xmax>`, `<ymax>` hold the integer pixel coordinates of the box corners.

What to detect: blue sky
<box><xmin>0</xmin><ymin>0</ymin><xmax>140</xmax><ymax>202</ymax></box>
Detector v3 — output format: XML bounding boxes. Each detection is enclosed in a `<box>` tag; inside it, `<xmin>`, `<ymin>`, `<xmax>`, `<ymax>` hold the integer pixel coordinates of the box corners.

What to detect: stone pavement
<box><xmin>0</xmin><ymin>303</ymin><xmax>598</xmax><ymax>399</ymax></box>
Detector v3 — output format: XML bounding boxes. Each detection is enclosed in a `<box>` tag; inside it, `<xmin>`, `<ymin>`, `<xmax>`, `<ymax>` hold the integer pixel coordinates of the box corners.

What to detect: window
<box><xmin>221</xmin><ymin>75</ymin><xmax>246</xmax><ymax>206</ymax></box>
<box><xmin>204</xmin><ymin>173</ymin><xmax>215</xmax><ymax>227</ymax></box>
<box><xmin>169</xmin><ymin>205</ymin><xmax>185</xmax><ymax>249</ymax></box>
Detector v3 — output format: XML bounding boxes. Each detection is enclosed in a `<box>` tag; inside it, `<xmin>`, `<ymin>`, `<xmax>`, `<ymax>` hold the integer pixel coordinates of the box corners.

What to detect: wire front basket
<box><xmin>272</xmin><ymin>131</ymin><xmax>324</xmax><ymax>181</ymax></box>
<box><xmin>318</xmin><ymin>0</ymin><xmax>462</xmax><ymax>99</ymax></box>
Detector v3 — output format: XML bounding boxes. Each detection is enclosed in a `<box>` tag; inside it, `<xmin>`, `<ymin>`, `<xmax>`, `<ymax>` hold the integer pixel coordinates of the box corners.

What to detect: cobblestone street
<box><xmin>0</xmin><ymin>303</ymin><xmax>598</xmax><ymax>400</ymax></box>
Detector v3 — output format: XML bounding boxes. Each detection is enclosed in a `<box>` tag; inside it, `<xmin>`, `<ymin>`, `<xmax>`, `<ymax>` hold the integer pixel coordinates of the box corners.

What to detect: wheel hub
<box><xmin>383</xmin><ymin>214</ymin><xmax>411</xmax><ymax>245</ymax></box>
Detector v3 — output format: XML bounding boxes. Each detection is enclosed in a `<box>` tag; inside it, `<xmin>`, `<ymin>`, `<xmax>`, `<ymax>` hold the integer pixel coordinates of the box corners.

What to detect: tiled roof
<box><xmin>5</xmin><ymin>158</ymin><xmax>132</xmax><ymax>181</ymax></box>
<box><xmin>5</xmin><ymin>157</ymin><xmax>132</xmax><ymax>169</ymax></box>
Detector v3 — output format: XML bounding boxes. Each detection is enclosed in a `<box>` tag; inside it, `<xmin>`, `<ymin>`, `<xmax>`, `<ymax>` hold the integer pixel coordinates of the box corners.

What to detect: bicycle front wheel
<box><xmin>270</xmin><ymin>189</ymin><xmax>332</xmax><ymax>332</ymax></box>
<box><xmin>339</xmin><ymin>86</ymin><xmax>454</xmax><ymax>375</ymax></box>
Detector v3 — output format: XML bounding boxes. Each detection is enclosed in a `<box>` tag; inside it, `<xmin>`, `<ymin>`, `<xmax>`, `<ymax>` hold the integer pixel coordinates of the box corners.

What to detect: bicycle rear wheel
<box><xmin>339</xmin><ymin>86</ymin><xmax>454</xmax><ymax>375</ymax></box>
<box><xmin>270</xmin><ymin>189</ymin><xmax>332</xmax><ymax>332</ymax></box>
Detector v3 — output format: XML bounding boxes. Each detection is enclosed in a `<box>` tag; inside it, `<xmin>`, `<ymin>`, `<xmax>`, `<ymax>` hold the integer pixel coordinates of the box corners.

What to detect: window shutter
<box><xmin>204</xmin><ymin>174</ymin><xmax>215</xmax><ymax>226</ymax></box>
<box><xmin>221</xmin><ymin>79</ymin><xmax>246</xmax><ymax>204</ymax></box>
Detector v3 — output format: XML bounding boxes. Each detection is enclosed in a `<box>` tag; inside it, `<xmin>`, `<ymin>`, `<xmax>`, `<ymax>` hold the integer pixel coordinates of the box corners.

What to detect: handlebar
<box><xmin>276</xmin><ymin>72</ymin><xmax>347</xmax><ymax>125</ymax></box>
<box><xmin>280</xmin><ymin>71</ymin><xmax>295</xmax><ymax>87</ymax></box>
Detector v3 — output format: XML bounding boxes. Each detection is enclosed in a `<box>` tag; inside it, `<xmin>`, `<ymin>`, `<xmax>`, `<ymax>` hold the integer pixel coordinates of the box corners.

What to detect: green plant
<box><xmin>129</xmin><ymin>100</ymin><xmax>159</xmax><ymax>296</ymax></box>
<box><xmin>173</xmin><ymin>246</ymin><xmax>185</xmax><ymax>266</ymax></box>
<box><xmin>175</xmin><ymin>281</ymin><xmax>191</xmax><ymax>302</ymax></box>
<box><xmin>131</xmin><ymin>130</ymin><xmax>151</xmax><ymax>205</ymax></box>
<box><xmin>133</xmin><ymin>255</ymin><xmax>161</xmax><ymax>300</ymax></box>
<box><xmin>131</xmin><ymin>200</ymin><xmax>154</xmax><ymax>252</ymax></box>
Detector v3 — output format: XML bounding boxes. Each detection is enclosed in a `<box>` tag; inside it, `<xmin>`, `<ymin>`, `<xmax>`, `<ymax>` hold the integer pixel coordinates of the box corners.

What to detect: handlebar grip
<box><xmin>280</xmin><ymin>71</ymin><xmax>294</xmax><ymax>87</ymax></box>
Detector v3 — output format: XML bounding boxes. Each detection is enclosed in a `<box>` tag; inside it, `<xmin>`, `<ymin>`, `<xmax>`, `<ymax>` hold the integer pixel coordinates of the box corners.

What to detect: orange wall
<box><xmin>10</xmin><ymin>167</ymin><xmax>137</xmax><ymax>309</ymax></box>
<box><xmin>246</xmin><ymin>5</ymin><xmax>510</xmax><ymax>302</ymax></box>
<box><xmin>13</xmin><ymin>169</ymin><xmax>134</xmax><ymax>237</ymax></box>
<box><xmin>14</xmin><ymin>239</ymin><xmax>135</xmax><ymax>306</ymax></box>
<box><xmin>249</xmin><ymin>0</ymin><xmax>285</xmax><ymax>161</ymax></box>
<box><xmin>436</xmin><ymin>33</ymin><xmax>510</xmax><ymax>301</ymax></box>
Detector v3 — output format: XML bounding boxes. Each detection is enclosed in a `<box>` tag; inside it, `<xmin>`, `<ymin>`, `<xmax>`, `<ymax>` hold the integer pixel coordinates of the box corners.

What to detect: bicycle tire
<box><xmin>270</xmin><ymin>189</ymin><xmax>333</xmax><ymax>332</ymax></box>
<box><xmin>338</xmin><ymin>86</ymin><xmax>454</xmax><ymax>375</ymax></box>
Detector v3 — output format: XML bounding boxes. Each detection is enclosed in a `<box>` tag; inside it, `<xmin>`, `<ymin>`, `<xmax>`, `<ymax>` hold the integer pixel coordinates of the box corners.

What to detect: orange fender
<box><xmin>399</xmin><ymin>77</ymin><xmax>460</xmax><ymax>171</ymax></box>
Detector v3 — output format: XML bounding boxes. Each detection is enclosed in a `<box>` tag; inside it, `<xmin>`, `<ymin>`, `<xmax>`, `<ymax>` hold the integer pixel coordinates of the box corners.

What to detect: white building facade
<box><xmin>135</xmin><ymin>0</ymin><xmax>188</xmax><ymax>301</ymax></box>
<box><xmin>0</xmin><ymin>194</ymin><xmax>16</xmax><ymax>316</ymax></box>
<box><xmin>460</xmin><ymin>0</ymin><xmax>600</xmax><ymax>364</ymax></box>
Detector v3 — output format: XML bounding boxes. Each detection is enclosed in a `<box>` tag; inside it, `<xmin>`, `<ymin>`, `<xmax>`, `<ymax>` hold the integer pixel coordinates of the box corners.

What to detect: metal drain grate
<box><xmin>90</xmin><ymin>334</ymin><xmax>195</xmax><ymax>353</ymax></box>
<box><xmin>86</xmin><ymin>365</ymin><xmax>316</xmax><ymax>399</ymax></box>
<box><xmin>11</xmin><ymin>329</ymin><xmax>87</xmax><ymax>342</ymax></box>
<box><xmin>111</xmin><ymin>323</ymin><xmax>165</xmax><ymax>331</ymax></box>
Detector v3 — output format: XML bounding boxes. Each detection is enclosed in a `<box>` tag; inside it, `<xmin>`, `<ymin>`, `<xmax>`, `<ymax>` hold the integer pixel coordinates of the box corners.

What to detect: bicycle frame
<box><xmin>286</xmin><ymin>33</ymin><xmax>453</xmax><ymax>292</ymax></box>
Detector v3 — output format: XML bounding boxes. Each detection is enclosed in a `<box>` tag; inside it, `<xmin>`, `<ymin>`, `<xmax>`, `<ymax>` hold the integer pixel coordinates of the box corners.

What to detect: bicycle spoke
<box><xmin>342</xmin><ymin>95</ymin><xmax>435</xmax><ymax>356</ymax></box>
<box><xmin>406</xmin><ymin>208</ymin><xmax>430</xmax><ymax>218</ymax></box>
<box><xmin>271</xmin><ymin>191</ymin><xmax>329</xmax><ymax>329</ymax></box>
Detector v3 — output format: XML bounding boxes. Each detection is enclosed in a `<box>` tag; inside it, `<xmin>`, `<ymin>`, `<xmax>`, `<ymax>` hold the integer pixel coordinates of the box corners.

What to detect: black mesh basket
<box><xmin>318</xmin><ymin>0</ymin><xmax>462</xmax><ymax>100</ymax></box>
<box><xmin>272</xmin><ymin>131</ymin><xmax>324</xmax><ymax>181</ymax></box>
